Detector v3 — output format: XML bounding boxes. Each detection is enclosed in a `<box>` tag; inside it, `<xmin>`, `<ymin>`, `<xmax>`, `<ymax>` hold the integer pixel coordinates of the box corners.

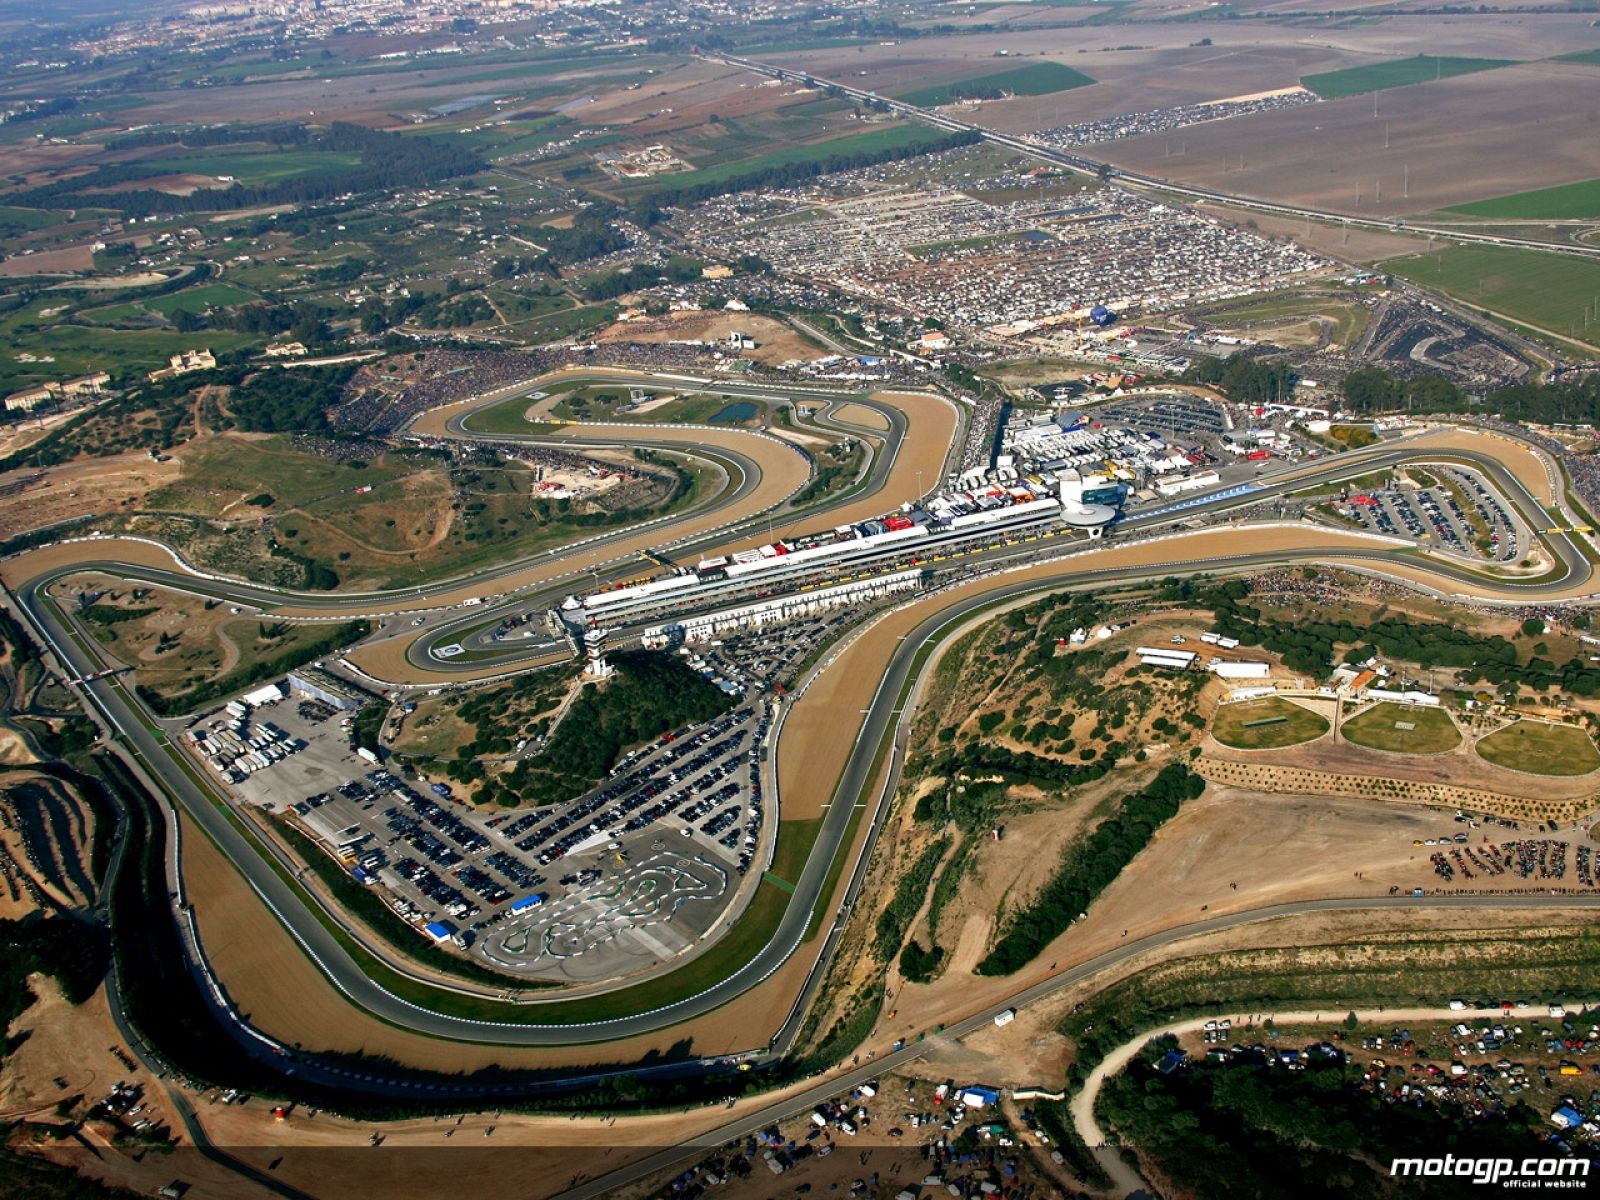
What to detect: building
<box><xmin>287</xmin><ymin>667</ymin><xmax>370</xmax><ymax>711</ymax></box>
<box><xmin>240</xmin><ymin>681</ymin><xmax>287</xmax><ymax>707</ymax></box>
<box><xmin>1056</xmin><ymin>469</ymin><xmax>1120</xmax><ymax>538</ymax></box>
<box><xmin>148</xmin><ymin>348</ymin><xmax>216</xmax><ymax>382</ymax></box>
<box><xmin>4</xmin><ymin>385</ymin><xmax>53</xmax><ymax>413</ymax></box>
<box><xmin>1210</xmin><ymin>661</ymin><xmax>1270</xmax><ymax>679</ymax></box>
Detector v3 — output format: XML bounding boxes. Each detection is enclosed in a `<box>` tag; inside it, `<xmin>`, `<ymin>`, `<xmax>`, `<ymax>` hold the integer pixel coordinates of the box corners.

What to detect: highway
<box><xmin>707</xmin><ymin>52</ymin><xmax>1600</xmax><ymax>272</ymax></box>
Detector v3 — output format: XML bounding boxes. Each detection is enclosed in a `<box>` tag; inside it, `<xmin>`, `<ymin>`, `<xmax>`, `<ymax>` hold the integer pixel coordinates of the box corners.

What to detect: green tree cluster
<box><xmin>977</xmin><ymin>764</ymin><xmax>1205</xmax><ymax>975</ymax></box>
<box><xmin>502</xmin><ymin>651</ymin><xmax>734</xmax><ymax>806</ymax></box>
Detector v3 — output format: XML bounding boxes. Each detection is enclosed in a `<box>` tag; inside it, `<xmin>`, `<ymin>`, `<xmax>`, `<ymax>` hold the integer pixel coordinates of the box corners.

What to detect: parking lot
<box><xmin>1333</xmin><ymin>467</ymin><xmax>1521</xmax><ymax>562</ymax></box>
<box><xmin>200</xmin><ymin>681</ymin><xmax>773</xmax><ymax>983</ymax></box>
<box><xmin>701</xmin><ymin>611</ymin><xmax>861</xmax><ymax>691</ymax></box>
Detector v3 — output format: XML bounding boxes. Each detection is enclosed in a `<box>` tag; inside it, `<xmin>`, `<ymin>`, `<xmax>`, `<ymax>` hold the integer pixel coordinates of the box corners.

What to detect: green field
<box><xmin>1556</xmin><ymin>49</ymin><xmax>1600</xmax><ymax>65</ymax></box>
<box><xmin>1383</xmin><ymin>243</ymin><xmax>1600</xmax><ymax>346</ymax></box>
<box><xmin>1475</xmin><ymin>720</ymin><xmax>1600</xmax><ymax>776</ymax></box>
<box><xmin>143</xmin><ymin>282</ymin><xmax>260</xmax><ymax>316</ymax></box>
<box><xmin>896</xmin><ymin>62</ymin><xmax>1095</xmax><ymax>107</ymax></box>
<box><xmin>661</xmin><ymin>123</ymin><xmax>965</xmax><ymax>191</ymax></box>
<box><xmin>1342</xmin><ymin>701</ymin><xmax>1461</xmax><ymax>754</ymax></box>
<box><xmin>1301</xmin><ymin>55</ymin><xmax>1514</xmax><ymax>99</ymax></box>
<box><xmin>1444</xmin><ymin>178</ymin><xmax>1600</xmax><ymax>220</ymax></box>
<box><xmin>147</xmin><ymin>436</ymin><xmax>411</xmax><ymax>517</ymax></box>
<box><xmin>1195</xmin><ymin>289</ymin><xmax>1372</xmax><ymax>347</ymax></box>
<box><xmin>0</xmin><ymin>323</ymin><xmax>259</xmax><ymax>397</ymax></box>
<box><xmin>0</xmin><ymin>205</ymin><xmax>62</xmax><ymax>234</ymax></box>
<box><xmin>137</xmin><ymin>149</ymin><xmax>364</xmax><ymax>185</ymax></box>
<box><xmin>1211</xmin><ymin>696</ymin><xmax>1329</xmax><ymax>750</ymax></box>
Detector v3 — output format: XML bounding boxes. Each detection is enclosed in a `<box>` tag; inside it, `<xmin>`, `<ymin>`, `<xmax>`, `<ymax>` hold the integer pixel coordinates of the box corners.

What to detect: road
<box><xmin>1071</xmin><ymin>1002</ymin><xmax>1556</xmax><ymax>1198</ymax></box>
<box><xmin>550</xmin><ymin>894</ymin><xmax>1600</xmax><ymax>1200</ymax></box>
<box><xmin>706</xmin><ymin>52</ymin><xmax>1600</xmax><ymax>277</ymax></box>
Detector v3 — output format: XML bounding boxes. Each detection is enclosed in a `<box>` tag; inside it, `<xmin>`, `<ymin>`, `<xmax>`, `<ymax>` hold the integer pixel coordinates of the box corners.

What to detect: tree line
<box><xmin>631</xmin><ymin>129</ymin><xmax>982</xmax><ymax>224</ymax></box>
<box><xmin>12</xmin><ymin>123</ymin><xmax>484</xmax><ymax>214</ymax></box>
<box><xmin>976</xmin><ymin>763</ymin><xmax>1205</xmax><ymax>975</ymax></box>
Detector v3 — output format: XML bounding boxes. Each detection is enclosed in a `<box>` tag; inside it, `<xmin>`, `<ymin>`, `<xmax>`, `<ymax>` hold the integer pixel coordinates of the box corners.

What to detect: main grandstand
<box><xmin>558</xmin><ymin>470</ymin><xmax>1120</xmax><ymax>633</ymax></box>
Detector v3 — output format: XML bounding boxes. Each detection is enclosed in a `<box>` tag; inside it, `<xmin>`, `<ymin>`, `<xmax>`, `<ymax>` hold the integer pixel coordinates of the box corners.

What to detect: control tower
<box><xmin>582</xmin><ymin>627</ymin><xmax>615</xmax><ymax>679</ymax></box>
<box><xmin>1056</xmin><ymin>469</ymin><xmax>1120</xmax><ymax>539</ymax></box>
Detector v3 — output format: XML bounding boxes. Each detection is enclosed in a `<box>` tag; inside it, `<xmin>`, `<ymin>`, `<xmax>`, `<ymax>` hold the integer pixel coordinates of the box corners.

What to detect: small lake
<box><xmin>709</xmin><ymin>401</ymin><xmax>758</xmax><ymax>424</ymax></box>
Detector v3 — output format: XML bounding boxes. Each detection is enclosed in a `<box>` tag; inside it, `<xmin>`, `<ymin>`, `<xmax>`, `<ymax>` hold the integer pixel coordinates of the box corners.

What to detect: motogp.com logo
<box><xmin>1391</xmin><ymin>1156</ymin><xmax>1591</xmax><ymax>1189</ymax></box>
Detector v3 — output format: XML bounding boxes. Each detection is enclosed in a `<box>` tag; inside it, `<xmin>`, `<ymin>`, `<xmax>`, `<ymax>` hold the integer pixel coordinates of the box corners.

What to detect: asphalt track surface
<box><xmin>4</xmin><ymin>396</ymin><xmax>1592</xmax><ymax>1048</ymax></box>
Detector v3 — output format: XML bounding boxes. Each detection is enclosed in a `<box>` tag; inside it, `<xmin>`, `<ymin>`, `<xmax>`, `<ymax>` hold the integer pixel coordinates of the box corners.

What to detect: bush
<box><xmin>899</xmin><ymin>939</ymin><xmax>944</xmax><ymax>983</ymax></box>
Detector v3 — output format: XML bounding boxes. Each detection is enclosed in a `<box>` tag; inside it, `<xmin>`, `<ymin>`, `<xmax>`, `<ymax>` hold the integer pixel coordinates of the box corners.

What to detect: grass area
<box><xmin>768</xmin><ymin>818</ymin><xmax>823</xmax><ymax>887</ymax></box>
<box><xmin>1196</xmin><ymin>290</ymin><xmax>1371</xmax><ymax>348</ymax></box>
<box><xmin>136</xmin><ymin>149</ymin><xmax>365</xmax><ymax>185</ymax></box>
<box><xmin>1301</xmin><ymin>55</ymin><xmax>1514</xmax><ymax>99</ymax></box>
<box><xmin>907</xmin><ymin>231</ymin><xmax>1022</xmax><ymax>256</ymax></box>
<box><xmin>147</xmin><ymin>434</ymin><xmax>702</xmax><ymax>591</ymax></box>
<box><xmin>1556</xmin><ymin>49</ymin><xmax>1600</xmax><ymax>65</ymax></box>
<box><xmin>148</xmin><ymin>435</ymin><xmax>410</xmax><ymax>516</ymax></box>
<box><xmin>1475</xmin><ymin>720</ymin><xmax>1600</xmax><ymax>776</ymax></box>
<box><xmin>1444</xmin><ymin>178</ymin><xmax>1600</xmax><ymax>220</ymax></box>
<box><xmin>1341</xmin><ymin>701</ymin><xmax>1461</xmax><ymax>754</ymax></box>
<box><xmin>659</xmin><ymin>124</ymin><xmax>962</xmax><ymax>192</ymax></box>
<box><xmin>551</xmin><ymin>387</ymin><xmax>760</xmax><ymax>425</ymax></box>
<box><xmin>143</xmin><ymin>282</ymin><xmax>260</xmax><ymax>316</ymax></box>
<box><xmin>1383</xmin><ymin>243</ymin><xmax>1600</xmax><ymax>347</ymax></box>
<box><xmin>1211</xmin><ymin>697</ymin><xmax>1329</xmax><ymax>749</ymax></box>
<box><xmin>895</xmin><ymin>62</ymin><xmax>1095</xmax><ymax>107</ymax></box>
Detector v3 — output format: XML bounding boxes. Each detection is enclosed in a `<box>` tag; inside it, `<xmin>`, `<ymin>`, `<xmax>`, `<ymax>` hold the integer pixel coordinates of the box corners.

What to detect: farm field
<box><xmin>644</xmin><ymin>122</ymin><xmax>966</xmax><ymax>192</ymax></box>
<box><xmin>142</xmin><ymin>282</ymin><xmax>261</xmax><ymax>316</ymax></box>
<box><xmin>1211</xmin><ymin>696</ymin><xmax>1329</xmax><ymax>750</ymax></box>
<box><xmin>895</xmin><ymin>61</ymin><xmax>1095</xmax><ymax>107</ymax></box>
<box><xmin>1475</xmin><ymin>720</ymin><xmax>1600</xmax><ymax>776</ymax></box>
<box><xmin>1443</xmin><ymin>178</ymin><xmax>1600</xmax><ymax>220</ymax></box>
<box><xmin>1341</xmin><ymin>701</ymin><xmax>1461</xmax><ymax>754</ymax></box>
<box><xmin>1300</xmin><ymin>55</ymin><xmax>1515</xmax><ymax>99</ymax></box>
<box><xmin>1382</xmin><ymin>243</ymin><xmax>1600</xmax><ymax>349</ymax></box>
<box><xmin>133</xmin><ymin>149</ymin><xmax>365</xmax><ymax>185</ymax></box>
<box><xmin>1100</xmin><ymin>64</ymin><xmax>1600</xmax><ymax>217</ymax></box>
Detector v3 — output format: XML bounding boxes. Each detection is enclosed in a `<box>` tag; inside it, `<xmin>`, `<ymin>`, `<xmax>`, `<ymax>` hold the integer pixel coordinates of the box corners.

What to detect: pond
<box><xmin>708</xmin><ymin>401</ymin><xmax>759</xmax><ymax>424</ymax></box>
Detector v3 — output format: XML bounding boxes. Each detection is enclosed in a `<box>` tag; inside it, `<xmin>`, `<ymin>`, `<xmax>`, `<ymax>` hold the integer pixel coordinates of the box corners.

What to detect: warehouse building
<box><xmin>287</xmin><ymin>667</ymin><xmax>370</xmax><ymax>711</ymax></box>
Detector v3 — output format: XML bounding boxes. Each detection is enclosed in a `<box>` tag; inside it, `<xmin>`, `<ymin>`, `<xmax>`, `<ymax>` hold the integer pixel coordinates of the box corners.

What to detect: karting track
<box><xmin>2</xmin><ymin>373</ymin><xmax>1594</xmax><ymax>1051</ymax></box>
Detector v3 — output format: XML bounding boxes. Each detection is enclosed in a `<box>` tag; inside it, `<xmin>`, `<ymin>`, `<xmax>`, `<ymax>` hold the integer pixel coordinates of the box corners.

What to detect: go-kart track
<box><xmin>4</xmin><ymin>367</ymin><xmax>1597</xmax><ymax>1068</ymax></box>
<box><xmin>479</xmin><ymin>850</ymin><xmax>729</xmax><ymax>983</ymax></box>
